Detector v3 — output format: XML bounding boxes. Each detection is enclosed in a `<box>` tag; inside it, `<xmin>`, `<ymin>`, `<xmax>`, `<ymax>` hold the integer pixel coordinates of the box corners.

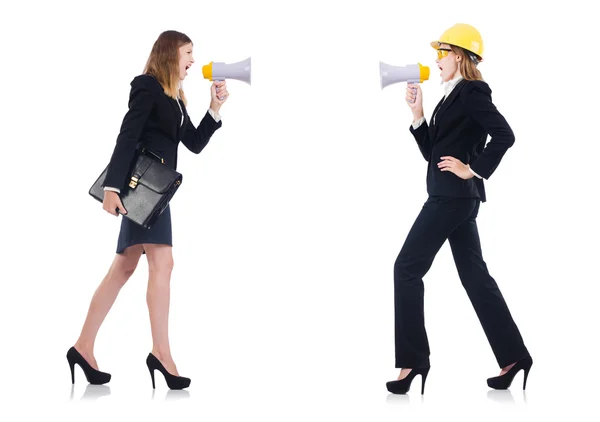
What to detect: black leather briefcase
<box><xmin>89</xmin><ymin>149</ymin><xmax>182</xmax><ymax>229</ymax></box>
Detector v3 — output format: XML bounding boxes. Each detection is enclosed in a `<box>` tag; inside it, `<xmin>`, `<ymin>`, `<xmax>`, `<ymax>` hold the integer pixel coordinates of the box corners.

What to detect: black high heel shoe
<box><xmin>66</xmin><ymin>347</ymin><xmax>111</xmax><ymax>385</ymax></box>
<box><xmin>146</xmin><ymin>353</ymin><xmax>191</xmax><ymax>390</ymax></box>
<box><xmin>386</xmin><ymin>367</ymin><xmax>430</xmax><ymax>394</ymax></box>
<box><xmin>487</xmin><ymin>355</ymin><xmax>533</xmax><ymax>390</ymax></box>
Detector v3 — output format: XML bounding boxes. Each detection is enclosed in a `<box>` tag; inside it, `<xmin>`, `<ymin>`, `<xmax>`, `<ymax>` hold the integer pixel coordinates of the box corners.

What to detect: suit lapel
<box><xmin>431</xmin><ymin>97</ymin><xmax>445</xmax><ymax>126</ymax></box>
<box><xmin>167</xmin><ymin>97</ymin><xmax>184</xmax><ymax>140</ymax></box>
<box><xmin>432</xmin><ymin>79</ymin><xmax>468</xmax><ymax>140</ymax></box>
<box><xmin>150</xmin><ymin>74</ymin><xmax>182</xmax><ymax>138</ymax></box>
<box><xmin>429</xmin><ymin>96</ymin><xmax>444</xmax><ymax>142</ymax></box>
<box><xmin>179</xmin><ymin>99</ymin><xmax>189</xmax><ymax>135</ymax></box>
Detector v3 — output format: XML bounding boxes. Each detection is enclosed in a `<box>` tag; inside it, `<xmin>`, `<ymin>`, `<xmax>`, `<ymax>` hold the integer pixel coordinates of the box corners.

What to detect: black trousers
<box><xmin>394</xmin><ymin>196</ymin><xmax>529</xmax><ymax>369</ymax></box>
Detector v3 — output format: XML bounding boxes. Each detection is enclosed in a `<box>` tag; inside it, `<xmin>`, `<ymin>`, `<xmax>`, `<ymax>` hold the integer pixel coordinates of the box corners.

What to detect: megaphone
<box><xmin>202</xmin><ymin>57</ymin><xmax>251</xmax><ymax>85</ymax></box>
<box><xmin>379</xmin><ymin>62</ymin><xmax>429</xmax><ymax>102</ymax></box>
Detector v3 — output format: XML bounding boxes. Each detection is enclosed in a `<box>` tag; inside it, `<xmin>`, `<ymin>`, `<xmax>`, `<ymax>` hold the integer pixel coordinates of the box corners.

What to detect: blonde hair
<box><xmin>450</xmin><ymin>45</ymin><xmax>483</xmax><ymax>81</ymax></box>
<box><xmin>143</xmin><ymin>30</ymin><xmax>192</xmax><ymax>106</ymax></box>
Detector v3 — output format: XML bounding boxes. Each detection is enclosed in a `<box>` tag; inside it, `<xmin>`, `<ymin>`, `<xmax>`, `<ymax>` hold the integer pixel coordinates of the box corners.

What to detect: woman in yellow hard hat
<box><xmin>386</xmin><ymin>23</ymin><xmax>532</xmax><ymax>394</ymax></box>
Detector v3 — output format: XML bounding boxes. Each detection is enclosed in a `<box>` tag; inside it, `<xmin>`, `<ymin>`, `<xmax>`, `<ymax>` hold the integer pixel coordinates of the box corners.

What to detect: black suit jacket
<box><xmin>103</xmin><ymin>74</ymin><xmax>222</xmax><ymax>191</ymax></box>
<box><xmin>409</xmin><ymin>79</ymin><xmax>515</xmax><ymax>202</ymax></box>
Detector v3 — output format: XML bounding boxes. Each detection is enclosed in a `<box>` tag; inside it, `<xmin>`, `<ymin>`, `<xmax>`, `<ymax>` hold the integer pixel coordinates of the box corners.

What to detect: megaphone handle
<box><xmin>212</xmin><ymin>78</ymin><xmax>225</xmax><ymax>100</ymax></box>
<box><xmin>408</xmin><ymin>82</ymin><xmax>418</xmax><ymax>103</ymax></box>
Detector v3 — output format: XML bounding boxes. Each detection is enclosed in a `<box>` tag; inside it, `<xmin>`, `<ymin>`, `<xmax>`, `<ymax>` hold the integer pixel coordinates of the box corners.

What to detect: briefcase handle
<box><xmin>140</xmin><ymin>147</ymin><xmax>165</xmax><ymax>164</ymax></box>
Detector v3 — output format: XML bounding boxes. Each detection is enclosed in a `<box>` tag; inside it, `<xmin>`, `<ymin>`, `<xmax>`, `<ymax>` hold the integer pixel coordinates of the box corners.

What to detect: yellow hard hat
<box><xmin>431</xmin><ymin>23</ymin><xmax>484</xmax><ymax>61</ymax></box>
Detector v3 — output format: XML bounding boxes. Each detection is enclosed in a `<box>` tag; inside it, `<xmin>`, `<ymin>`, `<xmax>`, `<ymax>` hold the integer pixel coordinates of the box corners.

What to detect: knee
<box><xmin>394</xmin><ymin>255</ymin><xmax>413</xmax><ymax>287</ymax></box>
<box><xmin>148</xmin><ymin>256</ymin><xmax>174</xmax><ymax>278</ymax></box>
<box><xmin>110</xmin><ymin>259</ymin><xmax>139</xmax><ymax>286</ymax></box>
<box><xmin>458</xmin><ymin>268</ymin><xmax>499</xmax><ymax>293</ymax></box>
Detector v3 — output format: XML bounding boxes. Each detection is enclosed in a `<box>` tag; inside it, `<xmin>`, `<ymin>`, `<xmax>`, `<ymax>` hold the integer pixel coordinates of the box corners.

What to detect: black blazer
<box><xmin>409</xmin><ymin>79</ymin><xmax>514</xmax><ymax>202</ymax></box>
<box><xmin>103</xmin><ymin>74</ymin><xmax>222</xmax><ymax>191</ymax></box>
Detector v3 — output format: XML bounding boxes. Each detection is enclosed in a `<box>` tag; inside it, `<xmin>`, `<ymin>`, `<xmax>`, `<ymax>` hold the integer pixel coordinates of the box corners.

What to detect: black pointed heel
<box><xmin>386</xmin><ymin>367</ymin><xmax>430</xmax><ymax>394</ymax></box>
<box><xmin>487</xmin><ymin>355</ymin><xmax>533</xmax><ymax>390</ymax></box>
<box><xmin>146</xmin><ymin>353</ymin><xmax>190</xmax><ymax>390</ymax></box>
<box><xmin>66</xmin><ymin>346</ymin><xmax>111</xmax><ymax>385</ymax></box>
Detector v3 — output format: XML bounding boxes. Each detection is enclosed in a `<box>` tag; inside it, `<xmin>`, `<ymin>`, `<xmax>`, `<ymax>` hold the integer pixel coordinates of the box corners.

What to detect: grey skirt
<box><xmin>116</xmin><ymin>205</ymin><xmax>172</xmax><ymax>254</ymax></box>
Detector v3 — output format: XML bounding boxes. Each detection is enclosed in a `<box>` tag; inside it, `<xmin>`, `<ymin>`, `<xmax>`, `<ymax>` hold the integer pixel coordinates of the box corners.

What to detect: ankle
<box><xmin>74</xmin><ymin>340</ymin><xmax>94</xmax><ymax>354</ymax></box>
<box><xmin>151</xmin><ymin>349</ymin><xmax>173</xmax><ymax>362</ymax></box>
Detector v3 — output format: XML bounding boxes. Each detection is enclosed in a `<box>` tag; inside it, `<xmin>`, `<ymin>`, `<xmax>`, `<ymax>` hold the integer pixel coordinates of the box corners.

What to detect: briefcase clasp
<box><xmin>129</xmin><ymin>176</ymin><xmax>139</xmax><ymax>189</ymax></box>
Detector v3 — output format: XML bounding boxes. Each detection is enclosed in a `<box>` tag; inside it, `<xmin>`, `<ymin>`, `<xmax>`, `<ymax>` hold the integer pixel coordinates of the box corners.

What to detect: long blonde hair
<box><xmin>450</xmin><ymin>45</ymin><xmax>483</xmax><ymax>81</ymax></box>
<box><xmin>143</xmin><ymin>30</ymin><xmax>192</xmax><ymax>105</ymax></box>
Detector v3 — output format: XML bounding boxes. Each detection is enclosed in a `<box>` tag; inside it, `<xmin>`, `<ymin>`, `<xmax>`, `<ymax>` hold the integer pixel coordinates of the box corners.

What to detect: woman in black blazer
<box><xmin>67</xmin><ymin>30</ymin><xmax>226</xmax><ymax>390</ymax></box>
<box><xmin>386</xmin><ymin>24</ymin><xmax>532</xmax><ymax>394</ymax></box>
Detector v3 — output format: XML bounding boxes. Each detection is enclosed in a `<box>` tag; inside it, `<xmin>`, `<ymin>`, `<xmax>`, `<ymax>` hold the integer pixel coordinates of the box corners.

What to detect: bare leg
<box><xmin>499</xmin><ymin>362</ymin><xmax>516</xmax><ymax>375</ymax></box>
<box><xmin>397</xmin><ymin>368</ymin><xmax>412</xmax><ymax>380</ymax></box>
<box><xmin>144</xmin><ymin>244</ymin><xmax>179</xmax><ymax>376</ymax></box>
<box><xmin>74</xmin><ymin>245</ymin><xmax>144</xmax><ymax>369</ymax></box>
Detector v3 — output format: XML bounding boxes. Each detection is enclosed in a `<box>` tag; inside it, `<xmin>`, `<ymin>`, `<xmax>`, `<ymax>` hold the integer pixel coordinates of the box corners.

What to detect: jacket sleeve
<box><xmin>461</xmin><ymin>80</ymin><xmax>515</xmax><ymax>180</ymax></box>
<box><xmin>102</xmin><ymin>75</ymin><xmax>158</xmax><ymax>190</ymax></box>
<box><xmin>180</xmin><ymin>110</ymin><xmax>222</xmax><ymax>154</ymax></box>
<box><xmin>409</xmin><ymin>119</ymin><xmax>431</xmax><ymax>161</ymax></box>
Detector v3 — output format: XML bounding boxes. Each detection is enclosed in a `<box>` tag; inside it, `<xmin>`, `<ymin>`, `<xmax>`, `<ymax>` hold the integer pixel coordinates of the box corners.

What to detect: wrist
<box><xmin>412</xmin><ymin>110</ymin><xmax>424</xmax><ymax>120</ymax></box>
<box><xmin>210</xmin><ymin>102</ymin><xmax>221</xmax><ymax>113</ymax></box>
<box><xmin>466</xmin><ymin>165</ymin><xmax>475</xmax><ymax>179</ymax></box>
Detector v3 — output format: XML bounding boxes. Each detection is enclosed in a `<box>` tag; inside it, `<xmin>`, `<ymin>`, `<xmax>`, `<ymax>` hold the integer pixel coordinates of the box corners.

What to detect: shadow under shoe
<box><xmin>67</xmin><ymin>347</ymin><xmax>111</xmax><ymax>385</ymax></box>
<box><xmin>386</xmin><ymin>367</ymin><xmax>430</xmax><ymax>394</ymax></box>
<box><xmin>487</xmin><ymin>355</ymin><xmax>533</xmax><ymax>390</ymax></box>
<box><xmin>146</xmin><ymin>353</ymin><xmax>191</xmax><ymax>390</ymax></box>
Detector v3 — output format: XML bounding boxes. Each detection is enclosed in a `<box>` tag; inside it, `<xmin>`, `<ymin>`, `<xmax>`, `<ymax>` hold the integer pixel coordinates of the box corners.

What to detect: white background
<box><xmin>1</xmin><ymin>0</ymin><xmax>598</xmax><ymax>420</ymax></box>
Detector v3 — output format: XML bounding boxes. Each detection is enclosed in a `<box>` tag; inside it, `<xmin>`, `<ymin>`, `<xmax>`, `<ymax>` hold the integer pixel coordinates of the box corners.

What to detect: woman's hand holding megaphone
<box><xmin>406</xmin><ymin>83</ymin><xmax>424</xmax><ymax>120</ymax></box>
<box><xmin>210</xmin><ymin>80</ymin><xmax>229</xmax><ymax>113</ymax></box>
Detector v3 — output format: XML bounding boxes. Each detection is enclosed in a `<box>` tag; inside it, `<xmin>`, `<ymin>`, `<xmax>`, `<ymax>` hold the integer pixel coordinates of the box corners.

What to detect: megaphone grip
<box><xmin>408</xmin><ymin>83</ymin><xmax>417</xmax><ymax>103</ymax></box>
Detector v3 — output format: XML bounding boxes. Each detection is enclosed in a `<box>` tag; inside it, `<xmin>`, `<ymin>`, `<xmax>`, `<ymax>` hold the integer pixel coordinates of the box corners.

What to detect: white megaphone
<box><xmin>202</xmin><ymin>57</ymin><xmax>251</xmax><ymax>85</ymax></box>
<box><xmin>379</xmin><ymin>62</ymin><xmax>429</xmax><ymax>102</ymax></box>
